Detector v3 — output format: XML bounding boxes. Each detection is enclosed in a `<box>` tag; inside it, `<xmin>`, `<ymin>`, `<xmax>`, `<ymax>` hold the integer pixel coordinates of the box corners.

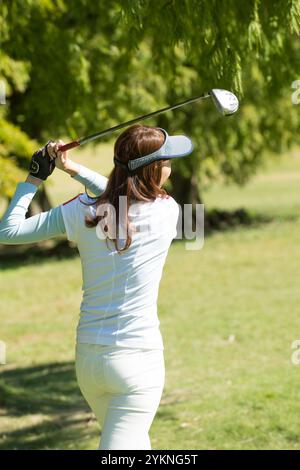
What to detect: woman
<box><xmin>0</xmin><ymin>124</ymin><xmax>194</xmax><ymax>450</ymax></box>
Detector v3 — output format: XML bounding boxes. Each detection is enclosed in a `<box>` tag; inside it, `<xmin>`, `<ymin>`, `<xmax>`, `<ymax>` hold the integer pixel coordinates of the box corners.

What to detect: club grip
<box><xmin>57</xmin><ymin>140</ymin><xmax>81</xmax><ymax>152</ymax></box>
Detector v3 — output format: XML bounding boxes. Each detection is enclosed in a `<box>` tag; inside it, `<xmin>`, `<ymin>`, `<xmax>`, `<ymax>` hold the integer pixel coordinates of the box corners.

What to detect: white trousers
<box><xmin>75</xmin><ymin>342</ymin><xmax>165</xmax><ymax>450</ymax></box>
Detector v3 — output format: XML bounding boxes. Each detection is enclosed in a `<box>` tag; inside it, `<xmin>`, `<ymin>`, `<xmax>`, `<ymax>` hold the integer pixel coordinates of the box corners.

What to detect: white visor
<box><xmin>114</xmin><ymin>128</ymin><xmax>194</xmax><ymax>172</ymax></box>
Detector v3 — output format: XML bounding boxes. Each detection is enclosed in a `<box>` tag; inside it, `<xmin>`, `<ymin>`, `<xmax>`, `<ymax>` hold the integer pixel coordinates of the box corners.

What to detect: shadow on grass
<box><xmin>0</xmin><ymin>239</ymin><xmax>78</xmax><ymax>270</ymax></box>
<box><xmin>0</xmin><ymin>362</ymin><xmax>178</xmax><ymax>450</ymax></box>
<box><xmin>204</xmin><ymin>208</ymin><xmax>274</xmax><ymax>235</ymax></box>
<box><xmin>0</xmin><ymin>361</ymin><xmax>97</xmax><ymax>450</ymax></box>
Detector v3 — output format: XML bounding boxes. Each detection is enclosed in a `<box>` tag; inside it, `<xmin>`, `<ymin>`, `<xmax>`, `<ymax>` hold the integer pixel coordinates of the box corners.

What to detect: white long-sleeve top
<box><xmin>0</xmin><ymin>165</ymin><xmax>179</xmax><ymax>350</ymax></box>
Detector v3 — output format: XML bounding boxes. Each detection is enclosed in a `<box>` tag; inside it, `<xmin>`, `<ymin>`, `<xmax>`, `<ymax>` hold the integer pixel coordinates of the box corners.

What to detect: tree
<box><xmin>120</xmin><ymin>0</ymin><xmax>300</xmax><ymax>205</ymax></box>
<box><xmin>0</xmin><ymin>1</ymin><xmax>168</xmax><ymax>203</ymax></box>
<box><xmin>1</xmin><ymin>0</ymin><xmax>300</xmax><ymax>210</ymax></box>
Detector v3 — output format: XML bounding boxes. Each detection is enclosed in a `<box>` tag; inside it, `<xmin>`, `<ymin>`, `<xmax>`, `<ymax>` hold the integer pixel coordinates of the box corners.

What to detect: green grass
<box><xmin>1</xmin><ymin>145</ymin><xmax>300</xmax><ymax>449</ymax></box>
<box><xmin>204</xmin><ymin>147</ymin><xmax>300</xmax><ymax>219</ymax></box>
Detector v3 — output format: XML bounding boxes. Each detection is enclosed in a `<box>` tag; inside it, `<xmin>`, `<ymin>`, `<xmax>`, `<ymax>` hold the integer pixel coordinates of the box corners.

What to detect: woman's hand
<box><xmin>28</xmin><ymin>140</ymin><xmax>56</xmax><ymax>183</ymax></box>
<box><xmin>49</xmin><ymin>140</ymin><xmax>80</xmax><ymax>176</ymax></box>
<box><xmin>46</xmin><ymin>140</ymin><xmax>68</xmax><ymax>171</ymax></box>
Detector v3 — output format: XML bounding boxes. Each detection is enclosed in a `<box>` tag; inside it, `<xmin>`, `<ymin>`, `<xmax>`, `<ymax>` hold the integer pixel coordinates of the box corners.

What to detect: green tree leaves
<box><xmin>1</xmin><ymin>0</ymin><xmax>300</xmax><ymax>204</ymax></box>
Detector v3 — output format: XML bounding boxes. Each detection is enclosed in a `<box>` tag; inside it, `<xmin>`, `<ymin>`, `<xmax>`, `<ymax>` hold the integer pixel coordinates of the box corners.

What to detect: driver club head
<box><xmin>210</xmin><ymin>89</ymin><xmax>239</xmax><ymax>116</ymax></box>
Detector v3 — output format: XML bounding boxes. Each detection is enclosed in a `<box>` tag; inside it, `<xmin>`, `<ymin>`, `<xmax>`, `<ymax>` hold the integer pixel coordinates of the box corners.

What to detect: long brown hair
<box><xmin>82</xmin><ymin>124</ymin><xmax>167</xmax><ymax>252</ymax></box>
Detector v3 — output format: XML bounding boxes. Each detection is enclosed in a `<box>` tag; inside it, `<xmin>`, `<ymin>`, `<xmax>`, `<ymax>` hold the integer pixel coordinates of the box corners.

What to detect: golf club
<box><xmin>58</xmin><ymin>89</ymin><xmax>239</xmax><ymax>153</ymax></box>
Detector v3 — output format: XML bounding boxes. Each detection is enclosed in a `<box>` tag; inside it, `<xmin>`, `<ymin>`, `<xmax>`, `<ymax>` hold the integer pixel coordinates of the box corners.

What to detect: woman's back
<box><xmin>0</xmin><ymin>123</ymin><xmax>194</xmax><ymax>449</ymax></box>
<box><xmin>61</xmin><ymin>192</ymin><xmax>179</xmax><ymax>350</ymax></box>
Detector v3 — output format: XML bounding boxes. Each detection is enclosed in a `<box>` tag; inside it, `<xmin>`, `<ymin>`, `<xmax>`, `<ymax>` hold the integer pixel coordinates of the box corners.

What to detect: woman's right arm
<box><xmin>0</xmin><ymin>141</ymin><xmax>108</xmax><ymax>245</ymax></box>
<box><xmin>0</xmin><ymin>177</ymin><xmax>66</xmax><ymax>245</ymax></box>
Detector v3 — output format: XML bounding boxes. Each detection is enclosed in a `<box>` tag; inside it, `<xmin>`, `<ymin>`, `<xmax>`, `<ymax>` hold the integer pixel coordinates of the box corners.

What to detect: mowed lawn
<box><xmin>1</xmin><ymin>143</ymin><xmax>300</xmax><ymax>449</ymax></box>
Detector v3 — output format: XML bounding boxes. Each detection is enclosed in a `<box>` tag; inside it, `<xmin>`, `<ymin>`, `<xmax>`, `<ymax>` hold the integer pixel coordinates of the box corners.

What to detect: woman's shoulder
<box><xmin>77</xmin><ymin>192</ymin><xmax>98</xmax><ymax>218</ymax></box>
<box><xmin>155</xmin><ymin>194</ymin><xmax>179</xmax><ymax>210</ymax></box>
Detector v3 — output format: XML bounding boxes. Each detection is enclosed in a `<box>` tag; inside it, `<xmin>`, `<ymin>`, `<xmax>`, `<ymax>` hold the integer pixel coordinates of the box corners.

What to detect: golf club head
<box><xmin>210</xmin><ymin>89</ymin><xmax>239</xmax><ymax>116</ymax></box>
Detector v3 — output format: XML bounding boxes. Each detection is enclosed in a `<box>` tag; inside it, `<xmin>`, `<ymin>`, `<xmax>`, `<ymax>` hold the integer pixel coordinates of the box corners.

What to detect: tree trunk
<box><xmin>170</xmin><ymin>170</ymin><xmax>202</xmax><ymax>206</ymax></box>
<box><xmin>170</xmin><ymin>170</ymin><xmax>203</xmax><ymax>236</ymax></box>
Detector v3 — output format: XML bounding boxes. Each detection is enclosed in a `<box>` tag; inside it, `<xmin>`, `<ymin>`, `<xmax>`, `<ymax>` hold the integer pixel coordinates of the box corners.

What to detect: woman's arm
<box><xmin>0</xmin><ymin>176</ymin><xmax>66</xmax><ymax>245</ymax></box>
<box><xmin>53</xmin><ymin>141</ymin><xmax>108</xmax><ymax>196</ymax></box>
<box><xmin>70</xmin><ymin>162</ymin><xmax>108</xmax><ymax>197</ymax></box>
<box><xmin>0</xmin><ymin>140</ymin><xmax>108</xmax><ymax>245</ymax></box>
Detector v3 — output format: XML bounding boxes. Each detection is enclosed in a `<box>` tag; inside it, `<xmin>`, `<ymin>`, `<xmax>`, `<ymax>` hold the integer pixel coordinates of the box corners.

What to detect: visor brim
<box><xmin>125</xmin><ymin>131</ymin><xmax>194</xmax><ymax>171</ymax></box>
<box><xmin>160</xmin><ymin>135</ymin><xmax>194</xmax><ymax>159</ymax></box>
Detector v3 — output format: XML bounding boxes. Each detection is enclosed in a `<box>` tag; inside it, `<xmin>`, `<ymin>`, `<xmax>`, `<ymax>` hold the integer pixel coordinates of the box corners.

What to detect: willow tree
<box><xmin>0</xmin><ymin>0</ymin><xmax>169</xmax><ymax>206</ymax></box>
<box><xmin>120</xmin><ymin>0</ymin><xmax>300</xmax><ymax>204</ymax></box>
<box><xmin>1</xmin><ymin>0</ymin><xmax>300</xmax><ymax>208</ymax></box>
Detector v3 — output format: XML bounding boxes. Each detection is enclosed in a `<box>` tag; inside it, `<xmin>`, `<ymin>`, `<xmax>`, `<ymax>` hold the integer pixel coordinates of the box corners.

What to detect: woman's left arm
<box><xmin>68</xmin><ymin>162</ymin><xmax>108</xmax><ymax>197</ymax></box>
<box><xmin>54</xmin><ymin>140</ymin><xmax>108</xmax><ymax>196</ymax></box>
<box><xmin>0</xmin><ymin>175</ymin><xmax>66</xmax><ymax>245</ymax></box>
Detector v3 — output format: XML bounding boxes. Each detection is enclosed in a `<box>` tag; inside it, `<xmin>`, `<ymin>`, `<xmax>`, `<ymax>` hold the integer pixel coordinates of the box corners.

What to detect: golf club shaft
<box><xmin>58</xmin><ymin>92</ymin><xmax>211</xmax><ymax>152</ymax></box>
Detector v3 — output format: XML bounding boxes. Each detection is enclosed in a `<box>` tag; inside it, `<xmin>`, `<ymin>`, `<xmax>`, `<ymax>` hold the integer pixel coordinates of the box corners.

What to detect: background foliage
<box><xmin>1</xmin><ymin>0</ymin><xmax>300</xmax><ymax>204</ymax></box>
